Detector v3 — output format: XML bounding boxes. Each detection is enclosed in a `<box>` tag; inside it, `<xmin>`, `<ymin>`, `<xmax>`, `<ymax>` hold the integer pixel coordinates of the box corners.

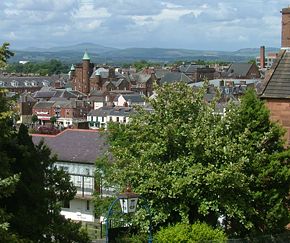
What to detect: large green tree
<box><xmin>0</xmin><ymin>41</ymin><xmax>89</xmax><ymax>243</ymax></box>
<box><xmin>0</xmin><ymin>90</ymin><xmax>21</xmax><ymax>242</ymax></box>
<box><xmin>103</xmin><ymin>82</ymin><xmax>290</xmax><ymax>237</ymax></box>
<box><xmin>0</xmin><ymin>43</ymin><xmax>21</xmax><ymax>242</ymax></box>
<box><xmin>0</xmin><ymin>124</ymin><xmax>89</xmax><ymax>242</ymax></box>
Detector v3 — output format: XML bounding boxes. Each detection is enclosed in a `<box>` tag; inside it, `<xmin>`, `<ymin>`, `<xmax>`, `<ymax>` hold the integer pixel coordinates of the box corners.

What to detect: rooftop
<box><xmin>32</xmin><ymin>129</ymin><xmax>107</xmax><ymax>164</ymax></box>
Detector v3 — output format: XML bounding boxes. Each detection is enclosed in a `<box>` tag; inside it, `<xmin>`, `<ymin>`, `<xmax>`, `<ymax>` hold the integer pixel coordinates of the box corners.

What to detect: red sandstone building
<box><xmin>260</xmin><ymin>6</ymin><xmax>290</xmax><ymax>144</ymax></box>
<box><xmin>70</xmin><ymin>51</ymin><xmax>156</xmax><ymax>96</ymax></box>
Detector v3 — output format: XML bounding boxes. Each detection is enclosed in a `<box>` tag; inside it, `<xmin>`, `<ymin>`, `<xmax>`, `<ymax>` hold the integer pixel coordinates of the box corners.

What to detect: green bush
<box><xmin>115</xmin><ymin>233</ymin><xmax>148</xmax><ymax>243</ymax></box>
<box><xmin>155</xmin><ymin>222</ymin><xmax>227</xmax><ymax>243</ymax></box>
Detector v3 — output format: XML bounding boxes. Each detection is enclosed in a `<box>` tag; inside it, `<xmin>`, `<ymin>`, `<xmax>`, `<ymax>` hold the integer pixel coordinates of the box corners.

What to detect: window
<box><xmin>85</xmin><ymin>168</ymin><xmax>90</xmax><ymax>175</ymax></box>
<box><xmin>62</xmin><ymin>200</ymin><xmax>70</xmax><ymax>208</ymax></box>
<box><xmin>116</xmin><ymin>117</ymin><xmax>119</xmax><ymax>122</ymax></box>
<box><xmin>109</xmin><ymin>117</ymin><xmax>112</xmax><ymax>122</ymax></box>
<box><xmin>102</xmin><ymin>116</ymin><xmax>104</xmax><ymax>122</ymax></box>
<box><xmin>86</xmin><ymin>200</ymin><xmax>90</xmax><ymax>211</ymax></box>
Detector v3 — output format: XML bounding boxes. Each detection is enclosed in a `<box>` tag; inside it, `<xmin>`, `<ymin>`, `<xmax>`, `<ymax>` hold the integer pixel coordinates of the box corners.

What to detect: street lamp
<box><xmin>105</xmin><ymin>185</ymin><xmax>153</xmax><ymax>243</ymax></box>
<box><xmin>119</xmin><ymin>185</ymin><xmax>138</xmax><ymax>214</ymax></box>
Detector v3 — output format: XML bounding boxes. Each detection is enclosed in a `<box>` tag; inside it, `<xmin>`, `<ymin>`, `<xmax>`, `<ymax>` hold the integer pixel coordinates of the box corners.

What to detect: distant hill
<box><xmin>18</xmin><ymin>42</ymin><xmax>117</xmax><ymax>54</ymax></box>
<box><xmin>10</xmin><ymin>43</ymin><xmax>280</xmax><ymax>64</ymax></box>
<box><xmin>233</xmin><ymin>47</ymin><xmax>280</xmax><ymax>56</ymax></box>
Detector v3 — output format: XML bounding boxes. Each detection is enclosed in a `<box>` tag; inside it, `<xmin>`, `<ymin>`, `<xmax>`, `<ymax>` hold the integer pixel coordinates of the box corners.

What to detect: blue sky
<box><xmin>0</xmin><ymin>0</ymin><xmax>289</xmax><ymax>51</ymax></box>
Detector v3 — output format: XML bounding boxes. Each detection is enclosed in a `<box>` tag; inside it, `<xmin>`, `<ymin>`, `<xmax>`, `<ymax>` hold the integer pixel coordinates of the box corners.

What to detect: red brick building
<box><xmin>70</xmin><ymin>52</ymin><xmax>156</xmax><ymax>96</ymax></box>
<box><xmin>260</xmin><ymin>6</ymin><xmax>290</xmax><ymax>145</ymax></box>
<box><xmin>71</xmin><ymin>51</ymin><xmax>94</xmax><ymax>94</ymax></box>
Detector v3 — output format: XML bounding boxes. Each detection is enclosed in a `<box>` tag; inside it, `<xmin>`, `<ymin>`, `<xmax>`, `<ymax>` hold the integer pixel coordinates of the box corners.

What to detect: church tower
<box><xmin>82</xmin><ymin>51</ymin><xmax>91</xmax><ymax>94</ymax></box>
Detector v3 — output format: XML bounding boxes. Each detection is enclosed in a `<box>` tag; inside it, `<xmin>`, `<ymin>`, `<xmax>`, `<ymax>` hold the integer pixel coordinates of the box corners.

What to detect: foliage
<box><xmin>5</xmin><ymin>59</ymin><xmax>69</xmax><ymax>75</ymax></box>
<box><xmin>115</xmin><ymin>233</ymin><xmax>148</xmax><ymax>243</ymax></box>
<box><xmin>155</xmin><ymin>222</ymin><xmax>227</xmax><ymax>243</ymax></box>
<box><xmin>0</xmin><ymin>124</ymin><xmax>89</xmax><ymax>242</ymax></box>
<box><xmin>0</xmin><ymin>86</ymin><xmax>89</xmax><ymax>241</ymax></box>
<box><xmin>248</xmin><ymin>59</ymin><xmax>256</xmax><ymax>64</ymax></box>
<box><xmin>122</xmin><ymin>60</ymin><xmax>161</xmax><ymax>71</ymax></box>
<box><xmin>0</xmin><ymin>45</ymin><xmax>20</xmax><ymax>241</ymax></box>
<box><xmin>50</xmin><ymin>116</ymin><xmax>57</xmax><ymax>124</ymax></box>
<box><xmin>31</xmin><ymin>114</ymin><xmax>38</xmax><ymax>124</ymax></box>
<box><xmin>103</xmin><ymin>82</ymin><xmax>290</xmax><ymax>237</ymax></box>
<box><xmin>0</xmin><ymin>42</ymin><xmax>14</xmax><ymax>68</ymax></box>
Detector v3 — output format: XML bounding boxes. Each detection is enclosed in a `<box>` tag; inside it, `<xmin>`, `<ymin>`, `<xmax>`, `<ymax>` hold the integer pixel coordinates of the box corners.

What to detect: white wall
<box><xmin>61</xmin><ymin>198</ymin><xmax>95</xmax><ymax>222</ymax></box>
<box><xmin>55</xmin><ymin>161</ymin><xmax>96</xmax><ymax>222</ymax></box>
<box><xmin>87</xmin><ymin>115</ymin><xmax>107</xmax><ymax>129</ymax></box>
<box><xmin>57</xmin><ymin>117</ymin><xmax>73</xmax><ymax>128</ymax></box>
<box><xmin>94</xmin><ymin>101</ymin><xmax>104</xmax><ymax>110</ymax></box>
<box><xmin>114</xmin><ymin>95</ymin><xmax>126</xmax><ymax>106</ymax></box>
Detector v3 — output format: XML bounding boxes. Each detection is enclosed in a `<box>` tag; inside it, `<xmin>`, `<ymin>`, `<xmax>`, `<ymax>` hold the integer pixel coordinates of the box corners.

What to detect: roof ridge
<box><xmin>260</xmin><ymin>50</ymin><xmax>286</xmax><ymax>97</ymax></box>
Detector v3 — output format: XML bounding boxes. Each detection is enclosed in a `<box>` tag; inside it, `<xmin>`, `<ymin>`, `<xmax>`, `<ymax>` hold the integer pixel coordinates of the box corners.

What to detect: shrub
<box><xmin>155</xmin><ymin>222</ymin><xmax>227</xmax><ymax>243</ymax></box>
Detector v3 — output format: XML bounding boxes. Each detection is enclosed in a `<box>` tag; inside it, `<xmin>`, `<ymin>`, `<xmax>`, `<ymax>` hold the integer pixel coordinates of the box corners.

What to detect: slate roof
<box><xmin>113</xmin><ymin>93</ymin><xmax>145</xmax><ymax>103</ymax></box>
<box><xmin>132</xmin><ymin>73</ymin><xmax>151</xmax><ymax>83</ymax></box>
<box><xmin>20</xmin><ymin>92</ymin><xmax>37</xmax><ymax>102</ymax></box>
<box><xmin>90</xmin><ymin>90</ymin><xmax>106</xmax><ymax>97</ymax></box>
<box><xmin>160</xmin><ymin>72</ymin><xmax>193</xmax><ymax>84</ymax></box>
<box><xmin>33</xmin><ymin>88</ymin><xmax>86</xmax><ymax>100</ymax></box>
<box><xmin>259</xmin><ymin>50</ymin><xmax>290</xmax><ymax>98</ymax></box>
<box><xmin>88</xmin><ymin>107</ymin><xmax>112</xmax><ymax>117</ymax></box>
<box><xmin>123</xmin><ymin>94</ymin><xmax>145</xmax><ymax>103</ymax></box>
<box><xmin>32</xmin><ymin>129</ymin><xmax>107</xmax><ymax>164</ymax></box>
<box><xmin>109</xmin><ymin>107</ymin><xmax>135</xmax><ymax>116</ymax></box>
<box><xmin>225</xmin><ymin>63</ymin><xmax>253</xmax><ymax>78</ymax></box>
<box><xmin>155</xmin><ymin>69</ymin><xmax>170</xmax><ymax>79</ymax></box>
<box><xmin>52</xmin><ymin>100</ymin><xmax>74</xmax><ymax>109</ymax></box>
<box><xmin>88</xmin><ymin>106</ymin><xmax>135</xmax><ymax>117</ymax></box>
<box><xmin>0</xmin><ymin>76</ymin><xmax>56</xmax><ymax>88</ymax></box>
<box><xmin>179</xmin><ymin>64</ymin><xmax>204</xmax><ymax>73</ymax></box>
<box><xmin>91</xmin><ymin>68</ymin><xmax>109</xmax><ymax>78</ymax></box>
<box><xmin>33</xmin><ymin>101</ymin><xmax>55</xmax><ymax>109</ymax></box>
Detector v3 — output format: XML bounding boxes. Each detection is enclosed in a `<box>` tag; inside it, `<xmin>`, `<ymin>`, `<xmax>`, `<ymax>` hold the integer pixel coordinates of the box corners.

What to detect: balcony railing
<box><xmin>69</xmin><ymin>173</ymin><xmax>95</xmax><ymax>198</ymax></box>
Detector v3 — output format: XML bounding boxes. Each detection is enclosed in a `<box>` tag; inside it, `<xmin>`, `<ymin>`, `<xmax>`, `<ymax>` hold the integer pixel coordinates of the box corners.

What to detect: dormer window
<box><xmin>31</xmin><ymin>81</ymin><xmax>37</xmax><ymax>86</ymax></box>
<box><xmin>11</xmin><ymin>80</ymin><xmax>19</xmax><ymax>87</ymax></box>
<box><xmin>42</xmin><ymin>81</ymin><xmax>48</xmax><ymax>87</ymax></box>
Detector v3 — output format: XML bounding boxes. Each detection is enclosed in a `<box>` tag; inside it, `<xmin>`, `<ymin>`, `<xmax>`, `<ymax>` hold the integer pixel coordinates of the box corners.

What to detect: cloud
<box><xmin>0</xmin><ymin>0</ymin><xmax>289</xmax><ymax>50</ymax></box>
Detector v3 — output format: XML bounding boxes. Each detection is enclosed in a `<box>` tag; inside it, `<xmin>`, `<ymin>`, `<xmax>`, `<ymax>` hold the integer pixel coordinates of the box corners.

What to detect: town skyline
<box><xmin>1</xmin><ymin>0</ymin><xmax>290</xmax><ymax>51</ymax></box>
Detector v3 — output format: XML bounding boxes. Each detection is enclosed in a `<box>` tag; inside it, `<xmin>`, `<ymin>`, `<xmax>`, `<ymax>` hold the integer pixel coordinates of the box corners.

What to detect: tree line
<box><xmin>4</xmin><ymin>59</ymin><xmax>69</xmax><ymax>76</ymax></box>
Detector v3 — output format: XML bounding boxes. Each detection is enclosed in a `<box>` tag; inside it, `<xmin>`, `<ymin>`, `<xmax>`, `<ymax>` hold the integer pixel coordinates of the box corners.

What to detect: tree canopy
<box><xmin>0</xmin><ymin>41</ymin><xmax>89</xmax><ymax>243</ymax></box>
<box><xmin>102</xmin><ymin>82</ymin><xmax>290</xmax><ymax>238</ymax></box>
<box><xmin>4</xmin><ymin>59</ymin><xmax>69</xmax><ymax>76</ymax></box>
<box><xmin>0</xmin><ymin>102</ymin><xmax>89</xmax><ymax>242</ymax></box>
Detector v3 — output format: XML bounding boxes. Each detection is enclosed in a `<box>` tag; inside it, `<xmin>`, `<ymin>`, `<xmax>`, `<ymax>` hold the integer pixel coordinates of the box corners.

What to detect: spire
<box><xmin>70</xmin><ymin>64</ymin><xmax>75</xmax><ymax>71</ymax></box>
<box><xmin>82</xmin><ymin>50</ymin><xmax>90</xmax><ymax>60</ymax></box>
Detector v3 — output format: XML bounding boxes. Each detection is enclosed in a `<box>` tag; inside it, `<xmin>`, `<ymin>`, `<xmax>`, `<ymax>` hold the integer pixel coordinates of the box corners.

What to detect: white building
<box><xmin>87</xmin><ymin>106</ymin><xmax>135</xmax><ymax>129</ymax></box>
<box><xmin>32</xmin><ymin>129</ymin><xmax>108</xmax><ymax>223</ymax></box>
<box><xmin>113</xmin><ymin>93</ymin><xmax>146</xmax><ymax>107</ymax></box>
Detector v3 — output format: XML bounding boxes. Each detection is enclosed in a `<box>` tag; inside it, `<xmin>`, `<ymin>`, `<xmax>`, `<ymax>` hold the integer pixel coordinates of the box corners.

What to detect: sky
<box><xmin>1</xmin><ymin>0</ymin><xmax>290</xmax><ymax>51</ymax></box>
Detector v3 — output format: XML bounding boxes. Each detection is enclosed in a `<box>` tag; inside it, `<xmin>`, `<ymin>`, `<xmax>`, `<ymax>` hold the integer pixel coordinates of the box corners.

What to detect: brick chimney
<box><xmin>281</xmin><ymin>7</ymin><xmax>290</xmax><ymax>49</ymax></box>
<box><xmin>260</xmin><ymin>46</ymin><xmax>265</xmax><ymax>69</ymax></box>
